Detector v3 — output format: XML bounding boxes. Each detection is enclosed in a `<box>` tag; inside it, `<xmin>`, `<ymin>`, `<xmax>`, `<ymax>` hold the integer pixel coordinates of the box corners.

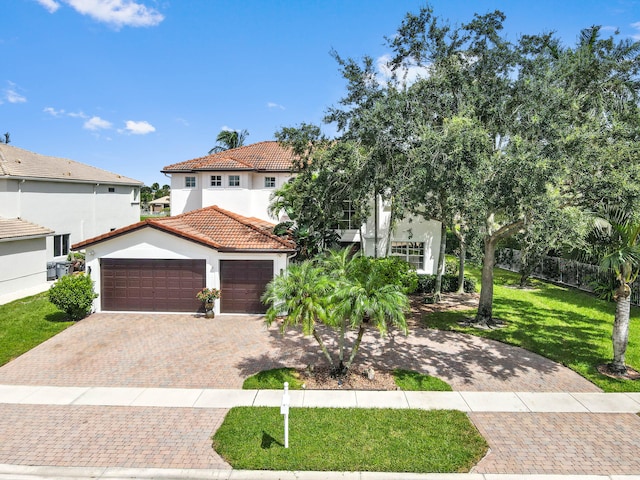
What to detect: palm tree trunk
<box><xmin>345</xmin><ymin>325</ymin><xmax>366</xmax><ymax>370</ymax></box>
<box><xmin>610</xmin><ymin>286</ymin><xmax>631</xmax><ymax>374</ymax></box>
<box><xmin>312</xmin><ymin>329</ymin><xmax>335</xmax><ymax>367</ymax></box>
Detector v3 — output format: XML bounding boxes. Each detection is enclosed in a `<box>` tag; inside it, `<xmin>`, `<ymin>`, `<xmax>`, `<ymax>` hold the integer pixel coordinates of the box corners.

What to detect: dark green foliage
<box><xmin>350</xmin><ymin>255</ymin><xmax>419</xmax><ymax>293</ymax></box>
<box><xmin>48</xmin><ymin>274</ymin><xmax>98</xmax><ymax>321</ymax></box>
<box><xmin>213</xmin><ymin>407</ymin><xmax>488</xmax><ymax>473</ymax></box>
<box><xmin>416</xmin><ymin>274</ymin><xmax>476</xmax><ymax>294</ymax></box>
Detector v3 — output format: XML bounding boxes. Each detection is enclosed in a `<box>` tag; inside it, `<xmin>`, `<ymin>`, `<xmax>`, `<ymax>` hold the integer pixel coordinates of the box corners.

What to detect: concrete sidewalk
<box><xmin>1</xmin><ymin>384</ymin><xmax>639</xmax><ymax>413</ymax></box>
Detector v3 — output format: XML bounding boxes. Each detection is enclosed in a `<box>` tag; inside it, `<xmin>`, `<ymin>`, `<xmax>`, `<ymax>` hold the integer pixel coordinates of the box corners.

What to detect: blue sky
<box><xmin>2</xmin><ymin>0</ymin><xmax>639</xmax><ymax>186</ymax></box>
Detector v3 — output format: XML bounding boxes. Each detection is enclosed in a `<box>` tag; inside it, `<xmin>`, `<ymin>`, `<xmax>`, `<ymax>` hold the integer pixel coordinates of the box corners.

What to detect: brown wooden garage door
<box><xmin>101</xmin><ymin>259</ymin><xmax>205</xmax><ymax>312</ymax></box>
<box><xmin>220</xmin><ymin>260</ymin><xmax>273</xmax><ymax>314</ymax></box>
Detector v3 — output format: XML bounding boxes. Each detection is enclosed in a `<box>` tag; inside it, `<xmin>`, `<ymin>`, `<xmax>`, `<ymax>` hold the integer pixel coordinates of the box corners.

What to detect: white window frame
<box><xmin>228</xmin><ymin>175</ymin><xmax>240</xmax><ymax>187</ymax></box>
<box><xmin>390</xmin><ymin>241</ymin><xmax>424</xmax><ymax>270</ymax></box>
<box><xmin>185</xmin><ymin>176</ymin><xmax>196</xmax><ymax>188</ymax></box>
<box><xmin>210</xmin><ymin>175</ymin><xmax>222</xmax><ymax>187</ymax></box>
<box><xmin>337</xmin><ymin>200</ymin><xmax>357</xmax><ymax>230</ymax></box>
<box><xmin>264</xmin><ymin>176</ymin><xmax>276</xmax><ymax>188</ymax></box>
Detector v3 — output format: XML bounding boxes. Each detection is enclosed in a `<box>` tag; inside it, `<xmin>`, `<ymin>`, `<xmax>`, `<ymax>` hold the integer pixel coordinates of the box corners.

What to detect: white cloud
<box><xmin>84</xmin><ymin>116</ymin><xmax>112</xmax><ymax>131</ymax></box>
<box><xmin>124</xmin><ymin>120</ymin><xmax>155</xmax><ymax>135</ymax></box>
<box><xmin>4</xmin><ymin>82</ymin><xmax>27</xmax><ymax>103</ymax></box>
<box><xmin>36</xmin><ymin>0</ymin><xmax>164</xmax><ymax>28</ymax></box>
<box><xmin>376</xmin><ymin>54</ymin><xmax>430</xmax><ymax>86</ymax></box>
<box><xmin>65</xmin><ymin>0</ymin><xmax>164</xmax><ymax>28</ymax></box>
<box><xmin>45</xmin><ymin>107</ymin><xmax>88</xmax><ymax>118</ymax></box>
<box><xmin>267</xmin><ymin>102</ymin><xmax>285</xmax><ymax>110</ymax></box>
<box><xmin>631</xmin><ymin>21</ymin><xmax>640</xmax><ymax>40</ymax></box>
<box><xmin>36</xmin><ymin>0</ymin><xmax>61</xmax><ymax>13</ymax></box>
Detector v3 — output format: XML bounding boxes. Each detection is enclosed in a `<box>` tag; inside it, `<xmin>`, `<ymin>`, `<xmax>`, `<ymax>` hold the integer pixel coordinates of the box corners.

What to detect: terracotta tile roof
<box><xmin>0</xmin><ymin>217</ymin><xmax>54</xmax><ymax>241</ymax></box>
<box><xmin>162</xmin><ymin>141</ymin><xmax>296</xmax><ymax>173</ymax></box>
<box><xmin>0</xmin><ymin>144</ymin><xmax>142</xmax><ymax>185</ymax></box>
<box><xmin>72</xmin><ymin>205</ymin><xmax>295</xmax><ymax>252</ymax></box>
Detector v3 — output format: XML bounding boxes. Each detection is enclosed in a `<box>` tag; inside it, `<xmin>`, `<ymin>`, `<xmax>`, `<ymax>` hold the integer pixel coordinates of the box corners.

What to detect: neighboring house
<box><xmin>148</xmin><ymin>195</ymin><xmax>170</xmax><ymax>214</ymax></box>
<box><xmin>0</xmin><ymin>144</ymin><xmax>143</xmax><ymax>302</ymax></box>
<box><xmin>73</xmin><ymin>205</ymin><xmax>295</xmax><ymax>315</ymax></box>
<box><xmin>162</xmin><ymin>141</ymin><xmax>442</xmax><ymax>274</ymax></box>
<box><xmin>0</xmin><ymin>218</ymin><xmax>54</xmax><ymax>304</ymax></box>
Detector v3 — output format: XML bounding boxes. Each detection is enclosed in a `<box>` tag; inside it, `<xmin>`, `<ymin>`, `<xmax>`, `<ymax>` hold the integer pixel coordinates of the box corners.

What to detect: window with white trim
<box><xmin>210</xmin><ymin>175</ymin><xmax>222</xmax><ymax>187</ymax></box>
<box><xmin>228</xmin><ymin>175</ymin><xmax>240</xmax><ymax>187</ymax></box>
<box><xmin>264</xmin><ymin>176</ymin><xmax>276</xmax><ymax>188</ymax></box>
<box><xmin>53</xmin><ymin>234</ymin><xmax>70</xmax><ymax>257</ymax></box>
<box><xmin>337</xmin><ymin>200</ymin><xmax>357</xmax><ymax>230</ymax></box>
<box><xmin>390</xmin><ymin>241</ymin><xmax>424</xmax><ymax>270</ymax></box>
<box><xmin>185</xmin><ymin>176</ymin><xmax>196</xmax><ymax>188</ymax></box>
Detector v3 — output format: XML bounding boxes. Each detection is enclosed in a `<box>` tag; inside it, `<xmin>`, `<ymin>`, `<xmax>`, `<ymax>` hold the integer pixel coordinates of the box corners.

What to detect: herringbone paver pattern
<box><xmin>0</xmin><ymin>404</ymin><xmax>230</xmax><ymax>469</ymax></box>
<box><xmin>470</xmin><ymin>412</ymin><xmax>640</xmax><ymax>474</ymax></box>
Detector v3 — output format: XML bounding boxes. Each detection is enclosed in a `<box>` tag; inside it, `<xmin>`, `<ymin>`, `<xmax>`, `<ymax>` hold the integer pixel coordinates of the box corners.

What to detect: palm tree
<box><xmin>262</xmin><ymin>261</ymin><xmax>335</xmax><ymax>366</ymax></box>
<box><xmin>329</xmin><ymin>262</ymin><xmax>409</xmax><ymax>374</ymax></box>
<box><xmin>590</xmin><ymin>206</ymin><xmax>640</xmax><ymax>374</ymax></box>
<box><xmin>208</xmin><ymin>129</ymin><xmax>249</xmax><ymax>154</ymax></box>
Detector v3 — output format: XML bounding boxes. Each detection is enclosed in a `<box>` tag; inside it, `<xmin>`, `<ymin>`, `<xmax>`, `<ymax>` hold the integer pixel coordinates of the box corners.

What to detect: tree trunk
<box><xmin>433</xmin><ymin>222</ymin><xmax>447</xmax><ymax>303</ymax></box>
<box><xmin>456</xmin><ymin>235</ymin><xmax>466</xmax><ymax>294</ymax></box>
<box><xmin>610</xmin><ymin>285</ymin><xmax>631</xmax><ymax>374</ymax></box>
<box><xmin>312</xmin><ymin>329</ymin><xmax>335</xmax><ymax>367</ymax></box>
<box><xmin>345</xmin><ymin>325</ymin><xmax>367</xmax><ymax>370</ymax></box>
<box><xmin>475</xmin><ymin>235</ymin><xmax>497</xmax><ymax>326</ymax></box>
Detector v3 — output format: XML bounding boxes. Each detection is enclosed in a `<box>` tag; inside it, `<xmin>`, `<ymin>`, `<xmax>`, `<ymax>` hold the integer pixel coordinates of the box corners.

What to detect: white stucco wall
<box><xmin>169</xmin><ymin>172</ymin><xmax>291</xmax><ymax>220</ymax></box>
<box><xmin>0</xmin><ymin>237</ymin><xmax>49</xmax><ymax>303</ymax></box>
<box><xmin>84</xmin><ymin>227</ymin><xmax>289</xmax><ymax>314</ymax></box>
<box><xmin>0</xmin><ymin>178</ymin><xmax>140</xmax><ymax>262</ymax></box>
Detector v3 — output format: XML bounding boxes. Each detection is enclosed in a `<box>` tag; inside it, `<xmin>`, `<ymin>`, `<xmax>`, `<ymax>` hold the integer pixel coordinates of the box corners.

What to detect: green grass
<box><xmin>243</xmin><ymin>368</ymin><xmax>305</xmax><ymax>389</ymax></box>
<box><xmin>393</xmin><ymin>368</ymin><xmax>453</xmax><ymax>391</ymax></box>
<box><xmin>0</xmin><ymin>292</ymin><xmax>73</xmax><ymax>366</ymax></box>
<box><xmin>243</xmin><ymin>367</ymin><xmax>452</xmax><ymax>391</ymax></box>
<box><xmin>423</xmin><ymin>263</ymin><xmax>640</xmax><ymax>392</ymax></box>
<box><xmin>213</xmin><ymin>407</ymin><xmax>487</xmax><ymax>473</ymax></box>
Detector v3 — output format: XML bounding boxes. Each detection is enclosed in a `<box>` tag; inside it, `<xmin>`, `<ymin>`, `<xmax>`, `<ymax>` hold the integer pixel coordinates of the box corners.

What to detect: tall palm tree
<box><xmin>590</xmin><ymin>206</ymin><xmax>640</xmax><ymax>374</ymax></box>
<box><xmin>262</xmin><ymin>261</ymin><xmax>335</xmax><ymax>366</ymax></box>
<box><xmin>208</xmin><ymin>129</ymin><xmax>249</xmax><ymax>154</ymax></box>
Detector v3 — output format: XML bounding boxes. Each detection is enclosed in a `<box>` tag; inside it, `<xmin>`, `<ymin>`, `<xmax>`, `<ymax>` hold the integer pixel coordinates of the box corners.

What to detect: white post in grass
<box><xmin>281</xmin><ymin>382</ymin><xmax>290</xmax><ymax>448</ymax></box>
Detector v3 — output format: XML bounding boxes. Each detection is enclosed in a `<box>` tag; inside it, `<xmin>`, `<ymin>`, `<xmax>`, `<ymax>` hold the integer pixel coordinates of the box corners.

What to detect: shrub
<box><xmin>48</xmin><ymin>274</ymin><xmax>98</xmax><ymax>321</ymax></box>
<box><xmin>352</xmin><ymin>256</ymin><xmax>419</xmax><ymax>293</ymax></box>
<box><xmin>416</xmin><ymin>274</ymin><xmax>476</xmax><ymax>294</ymax></box>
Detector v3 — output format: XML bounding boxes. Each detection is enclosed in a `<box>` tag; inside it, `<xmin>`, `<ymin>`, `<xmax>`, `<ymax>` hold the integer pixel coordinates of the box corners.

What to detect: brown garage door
<box><xmin>220</xmin><ymin>260</ymin><xmax>273</xmax><ymax>314</ymax></box>
<box><xmin>101</xmin><ymin>259</ymin><xmax>205</xmax><ymax>312</ymax></box>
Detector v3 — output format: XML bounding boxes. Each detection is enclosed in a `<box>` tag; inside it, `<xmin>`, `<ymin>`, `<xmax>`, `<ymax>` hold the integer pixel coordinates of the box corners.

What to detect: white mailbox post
<box><xmin>281</xmin><ymin>382</ymin><xmax>290</xmax><ymax>448</ymax></box>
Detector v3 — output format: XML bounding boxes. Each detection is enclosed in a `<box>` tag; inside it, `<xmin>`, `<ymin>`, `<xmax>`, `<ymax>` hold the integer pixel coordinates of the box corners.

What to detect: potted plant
<box><xmin>196</xmin><ymin>287</ymin><xmax>221</xmax><ymax>318</ymax></box>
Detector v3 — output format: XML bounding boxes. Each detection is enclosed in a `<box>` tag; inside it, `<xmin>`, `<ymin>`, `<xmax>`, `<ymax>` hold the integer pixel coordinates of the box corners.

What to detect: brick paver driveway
<box><xmin>0</xmin><ymin>312</ymin><xmax>599</xmax><ymax>392</ymax></box>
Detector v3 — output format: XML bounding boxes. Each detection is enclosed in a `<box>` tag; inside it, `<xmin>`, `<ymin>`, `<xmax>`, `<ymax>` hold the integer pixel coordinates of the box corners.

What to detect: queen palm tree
<box><xmin>589</xmin><ymin>206</ymin><xmax>640</xmax><ymax>374</ymax></box>
<box><xmin>262</xmin><ymin>261</ymin><xmax>335</xmax><ymax>367</ymax></box>
<box><xmin>208</xmin><ymin>129</ymin><xmax>249</xmax><ymax>154</ymax></box>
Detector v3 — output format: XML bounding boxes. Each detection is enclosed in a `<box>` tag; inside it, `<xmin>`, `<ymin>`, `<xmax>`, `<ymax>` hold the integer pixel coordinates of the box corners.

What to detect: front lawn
<box><xmin>0</xmin><ymin>292</ymin><xmax>73</xmax><ymax>366</ymax></box>
<box><xmin>422</xmin><ymin>264</ymin><xmax>640</xmax><ymax>392</ymax></box>
<box><xmin>213</xmin><ymin>407</ymin><xmax>487</xmax><ymax>473</ymax></box>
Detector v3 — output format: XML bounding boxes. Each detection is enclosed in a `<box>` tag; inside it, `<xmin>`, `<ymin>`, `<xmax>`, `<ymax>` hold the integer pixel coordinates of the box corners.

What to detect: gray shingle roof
<box><xmin>0</xmin><ymin>217</ymin><xmax>54</xmax><ymax>241</ymax></box>
<box><xmin>0</xmin><ymin>144</ymin><xmax>142</xmax><ymax>185</ymax></box>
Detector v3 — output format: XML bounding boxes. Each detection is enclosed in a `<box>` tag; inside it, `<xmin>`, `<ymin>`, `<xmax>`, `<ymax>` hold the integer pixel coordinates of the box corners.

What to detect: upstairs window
<box><xmin>108</xmin><ymin>187</ymin><xmax>115</xmax><ymax>193</ymax></box>
<box><xmin>337</xmin><ymin>200</ymin><xmax>357</xmax><ymax>230</ymax></box>
<box><xmin>390</xmin><ymin>241</ymin><xmax>424</xmax><ymax>270</ymax></box>
<box><xmin>228</xmin><ymin>175</ymin><xmax>240</xmax><ymax>187</ymax></box>
<box><xmin>185</xmin><ymin>176</ymin><xmax>196</xmax><ymax>188</ymax></box>
<box><xmin>53</xmin><ymin>234</ymin><xmax>70</xmax><ymax>257</ymax></box>
<box><xmin>210</xmin><ymin>175</ymin><xmax>222</xmax><ymax>187</ymax></box>
<box><xmin>264</xmin><ymin>177</ymin><xmax>276</xmax><ymax>188</ymax></box>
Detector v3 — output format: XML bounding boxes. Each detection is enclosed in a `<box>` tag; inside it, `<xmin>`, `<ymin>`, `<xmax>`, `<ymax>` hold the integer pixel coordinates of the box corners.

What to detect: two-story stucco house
<box><xmin>162</xmin><ymin>141</ymin><xmax>442</xmax><ymax>274</ymax></box>
<box><xmin>0</xmin><ymin>144</ymin><xmax>143</xmax><ymax>303</ymax></box>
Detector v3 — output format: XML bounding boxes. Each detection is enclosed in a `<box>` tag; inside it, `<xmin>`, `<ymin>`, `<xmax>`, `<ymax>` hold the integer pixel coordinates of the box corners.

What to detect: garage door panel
<box><xmin>220</xmin><ymin>260</ymin><xmax>273</xmax><ymax>314</ymax></box>
<box><xmin>101</xmin><ymin>259</ymin><xmax>205</xmax><ymax>312</ymax></box>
